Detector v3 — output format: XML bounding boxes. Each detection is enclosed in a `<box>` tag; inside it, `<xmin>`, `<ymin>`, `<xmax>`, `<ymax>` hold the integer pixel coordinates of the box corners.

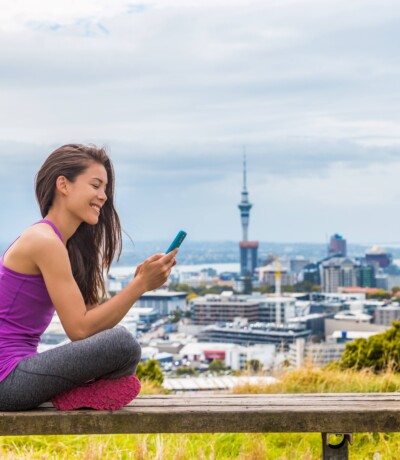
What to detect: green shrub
<box><xmin>136</xmin><ymin>359</ymin><xmax>164</xmax><ymax>384</ymax></box>
<box><xmin>208</xmin><ymin>359</ymin><xmax>226</xmax><ymax>372</ymax></box>
<box><xmin>340</xmin><ymin>321</ymin><xmax>400</xmax><ymax>372</ymax></box>
<box><xmin>175</xmin><ymin>366</ymin><xmax>197</xmax><ymax>376</ymax></box>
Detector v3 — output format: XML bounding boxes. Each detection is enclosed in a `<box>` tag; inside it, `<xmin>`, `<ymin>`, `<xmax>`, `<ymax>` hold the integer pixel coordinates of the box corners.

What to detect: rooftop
<box><xmin>141</xmin><ymin>289</ymin><xmax>188</xmax><ymax>297</ymax></box>
<box><xmin>163</xmin><ymin>375</ymin><xmax>277</xmax><ymax>392</ymax></box>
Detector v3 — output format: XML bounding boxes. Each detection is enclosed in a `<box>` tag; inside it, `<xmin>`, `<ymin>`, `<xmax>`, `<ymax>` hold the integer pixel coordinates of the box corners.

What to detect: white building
<box><xmin>190</xmin><ymin>292</ymin><xmax>260</xmax><ymax>325</ymax></box>
<box><xmin>178</xmin><ymin>341</ymin><xmax>275</xmax><ymax>371</ymax></box>
<box><xmin>190</xmin><ymin>291</ymin><xmax>296</xmax><ymax>326</ymax></box>
<box><xmin>176</xmin><ymin>270</ymin><xmax>219</xmax><ymax>288</ymax></box>
<box><xmin>374</xmin><ymin>303</ymin><xmax>400</xmax><ymax>326</ymax></box>
<box><xmin>136</xmin><ymin>289</ymin><xmax>187</xmax><ymax>316</ymax></box>
<box><xmin>257</xmin><ymin>260</ymin><xmax>296</xmax><ymax>286</ymax></box>
<box><xmin>258</xmin><ymin>296</ymin><xmax>296</xmax><ymax>324</ymax></box>
<box><xmin>330</xmin><ymin>330</ymin><xmax>380</xmax><ymax>341</ymax></box>
<box><xmin>225</xmin><ymin>344</ymin><xmax>276</xmax><ymax>371</ymax></box>
<box><xmin>311</xmin><ymin>292</ymin><xmax>366</xmax><ymax>303</ymax></box>
<box><xmin>126</xmin><ymin>307</ymin><xmax>157</xmax><ymax>326</ymax></box>
<box><xmin>325</xmin><ymin>318</ymin><xmax>386</xmax><ymax>337</ymax></box>
<box><xmin>333</xmin><ymin>311</ymin><xmax>373</xmax><ymax>322</ymax></box>
<box><xmin>288</xmin><ymin>338</ymin><xmax>346</xmax><ymax>368</ymax></box>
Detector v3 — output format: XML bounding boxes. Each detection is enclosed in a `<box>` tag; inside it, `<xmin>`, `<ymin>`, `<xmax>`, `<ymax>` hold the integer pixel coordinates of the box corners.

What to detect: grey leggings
<box><xmin>0</xmin><ymin>326</ymin><xmax>141</xmax><ymax>411</ymax></box>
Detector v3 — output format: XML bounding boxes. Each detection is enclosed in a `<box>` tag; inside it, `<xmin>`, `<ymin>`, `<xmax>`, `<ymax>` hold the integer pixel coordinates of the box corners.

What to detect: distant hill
<box><xmin>2</xmin><ymin>240</ymin><xmax>399</xmax><ymax>267</ymax></box>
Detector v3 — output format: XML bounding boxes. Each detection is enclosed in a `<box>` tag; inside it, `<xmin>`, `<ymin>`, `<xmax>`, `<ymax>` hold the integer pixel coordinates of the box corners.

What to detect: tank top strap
<box><xmin>1</xmin><ymin>237</ymin><xmax>20</xmax><ymax>259</ymax></box>
<box><xmin>33</xmin><ymin>219</ymin><xmax>64</xmax><ymax>244</ymax></box>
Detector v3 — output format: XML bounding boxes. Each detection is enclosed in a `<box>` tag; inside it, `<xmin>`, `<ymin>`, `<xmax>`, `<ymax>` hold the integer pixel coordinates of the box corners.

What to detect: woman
<box><xmin>0</xmin><ymin>144</ymin><xmax>177</xmax><ymax>411</ymax></box>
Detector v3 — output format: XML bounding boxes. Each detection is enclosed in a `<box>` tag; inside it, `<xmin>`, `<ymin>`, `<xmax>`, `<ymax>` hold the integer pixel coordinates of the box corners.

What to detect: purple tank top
<box><xmin>0</xmin><ymin>219</ymin><xmax>64</xmax><ymax>382</ymax></box>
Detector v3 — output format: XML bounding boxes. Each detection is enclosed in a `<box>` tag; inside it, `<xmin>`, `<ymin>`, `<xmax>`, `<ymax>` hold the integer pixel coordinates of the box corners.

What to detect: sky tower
<box><xmin>238</xmin><ymin>153</ymin><xmax>252</xmax><ymax>241</ymax></box>
<box><xmin>238</xmin><ymin>149</ymin><xmax>259</xmax><ymax>278</ymax></box>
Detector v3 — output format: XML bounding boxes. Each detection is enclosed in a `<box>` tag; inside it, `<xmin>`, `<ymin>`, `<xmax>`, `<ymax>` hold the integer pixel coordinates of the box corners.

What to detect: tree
<box><xmin>366</xmin><ymin>289</ymin><xmax>391</xmax><ymax>300</ymax></box>
<box><xmin>340</xmin><ymin>321</ymin><xmax>400</xmax><ymax>372</ymax></box>
<box><xmin>169</xmin><ymin>283</ymin><xmax>229</xmax><ymax>296</ymax></box>
<box><xmin>294</xmin><ymin>281</ymin><xmax>321</xmax><ymax>293</ymax></box>
<box><xmin>175</xmin><ymin>367</ymin><xmax>197</xmax><ymax>376</ymax></box>
<box><xmin>253</xmin><ymin>286</ymin><xmax>275</xmax><ymax>294</ymax></box>
<box><xmin>136</xmin><ymin>359</ymin><xmax>164</xmax><ymax>384</ymax></box>
<box><xmin>171</xmin><ymin>310</ymin><xmax>182</xmax><ymax>323</ymax></box>
<box><xmin>186</xmin><ymin>292</ymin><xmax>199</xmax><ymax>304</ymax></box>
<box><xmin>281</xmin><ymin>359</ymin><xmax>290</xmax><ymax>368</ymax></box>
<box><xmin>246</xmin><ymin>359</ymin><xmax>263</xmax><ymax>373</ymax></box>
<box><xmin>208</xmin><ymin>359</ymin><xmax>226</xmax><ymax>372</ymax></box>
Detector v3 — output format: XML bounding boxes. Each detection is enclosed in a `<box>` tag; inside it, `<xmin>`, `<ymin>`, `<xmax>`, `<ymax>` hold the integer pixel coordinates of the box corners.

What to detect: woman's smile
<box><xmin>90</xmin><ymin>203</ymin><xmax>101</xmax><ymax>215</ymax></box>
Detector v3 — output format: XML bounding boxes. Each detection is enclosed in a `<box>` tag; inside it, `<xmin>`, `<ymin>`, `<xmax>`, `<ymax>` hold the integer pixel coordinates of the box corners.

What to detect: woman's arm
<box><xmin>30</xmin><ymin>233</ymin><xmax>177</xmax><ymax>341</ymax></box>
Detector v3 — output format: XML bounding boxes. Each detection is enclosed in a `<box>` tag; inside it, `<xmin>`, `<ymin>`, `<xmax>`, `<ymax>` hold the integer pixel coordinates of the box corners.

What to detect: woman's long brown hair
<box><xmin>35</xmin><ymin>144</ymin><xmax>122</xmax><ymax>305</ymax></box>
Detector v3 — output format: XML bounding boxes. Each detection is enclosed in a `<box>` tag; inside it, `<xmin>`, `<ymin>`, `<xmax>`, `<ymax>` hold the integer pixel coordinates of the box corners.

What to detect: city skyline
<box><xmin>1</xmin><ymin>0</ymin><xmax>400</xmax><ymax>244</ymax></box>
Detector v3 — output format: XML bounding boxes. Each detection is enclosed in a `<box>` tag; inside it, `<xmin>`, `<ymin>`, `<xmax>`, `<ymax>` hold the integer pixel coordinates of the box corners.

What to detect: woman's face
<box><xmin>65</xmin><ymin>162</ymin><xmax>108</xmax><ymax>225</ymax></box>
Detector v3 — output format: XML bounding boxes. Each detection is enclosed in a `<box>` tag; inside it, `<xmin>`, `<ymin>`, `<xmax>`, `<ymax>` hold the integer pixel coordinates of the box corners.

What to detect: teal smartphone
<box><xmin>166</xmin><ymin>230</ymin><xmax>187</xmax><ymax>254</ymax></box>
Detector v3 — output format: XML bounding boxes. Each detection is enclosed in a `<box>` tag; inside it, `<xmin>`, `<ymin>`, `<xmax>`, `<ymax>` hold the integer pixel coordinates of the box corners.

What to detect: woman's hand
<box><xmin>134</xmin><ymin>264</ymin><xmax>143</xmax><ymax>277</ymax></box>
<box><xmin>134</xmin><ymin>249</ymin><xmax>178</xmax><ymax>292</ymax></box>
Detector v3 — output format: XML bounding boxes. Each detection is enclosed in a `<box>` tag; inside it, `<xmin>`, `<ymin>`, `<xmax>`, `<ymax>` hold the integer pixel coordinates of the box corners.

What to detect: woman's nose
<box><xmin>99</xmin><ymin>189</ymin><xmax>107</xmax><ymax>202</ymax></box>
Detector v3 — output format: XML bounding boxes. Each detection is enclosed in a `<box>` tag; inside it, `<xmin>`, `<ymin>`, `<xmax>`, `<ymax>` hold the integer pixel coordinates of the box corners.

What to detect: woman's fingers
<box><xmin>137</xmin><ymin>249</ymin><xmax>178</xmax><ymax>291</ymax></box>
<box><xmin>161</xmin><ymin>249</ymin><xmax>178</xmax><ymax>263</ymax></box>
<box><xmin>146</xmin><ymin>253</ymin><xmax>164</xmax><ymax>263</ymax></box>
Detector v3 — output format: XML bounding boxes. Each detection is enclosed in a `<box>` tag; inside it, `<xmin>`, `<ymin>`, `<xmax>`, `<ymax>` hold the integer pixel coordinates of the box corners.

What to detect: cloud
<box><xmin>1</xmin><ymin>137</ymin><xmax>400</xmax><ymax>244</ymax></box>
<box><xmin>1</xmin><ymin>0</ymin><xmax>400</xmax><ymax>243</ymax></box>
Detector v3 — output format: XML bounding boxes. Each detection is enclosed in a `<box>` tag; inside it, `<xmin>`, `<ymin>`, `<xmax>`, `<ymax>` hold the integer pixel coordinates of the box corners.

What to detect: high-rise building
<box><xmin>358</xmin><ymin>265</ymin><xmax>376</xmax><ymax>288</ymax></box>
<box><xmin>302</xmin><ymin>262</ymin><xmax>321</xmax><ymax>286</ymax></box>
<box><xmin>328</xmin><ymin>234</ymin><xmax>347</xmax><ymax>257</ymax></box>
<box><xmin>365</xmin><ymin>246</ymin><xmax>392</xmax><ymax>269</ymax></box>
<box><xmin>238</xmin><ymin>153</ymin><xmax>259</xmax><ymax>277</ymax></box>
<box><xmin>321</xmin><ymin>257</ymin><xmax>357</xmax><ymax>293</ymax></box>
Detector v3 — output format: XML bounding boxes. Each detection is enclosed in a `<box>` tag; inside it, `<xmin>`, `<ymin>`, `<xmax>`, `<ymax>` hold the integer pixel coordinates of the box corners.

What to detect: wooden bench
<box><xmin>2</xmin><ymin>393</ymin><xmax>400</xmax><ymax>459</ymax></box>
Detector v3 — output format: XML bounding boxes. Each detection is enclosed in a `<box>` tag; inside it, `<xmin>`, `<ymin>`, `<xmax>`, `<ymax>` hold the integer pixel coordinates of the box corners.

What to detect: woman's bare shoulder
<box><xmin>3</xmin><ymin>224</ymin><xmax>64</xmax><ymax>275</ymax></box>
<box><xmin>15</xmin><ymin>224</ymin><xmax>60</xmax><ymax>248</ymax></box>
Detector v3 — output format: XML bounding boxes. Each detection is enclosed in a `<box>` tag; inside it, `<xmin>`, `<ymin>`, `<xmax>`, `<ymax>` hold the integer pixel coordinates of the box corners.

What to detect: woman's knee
<box><xmin>112</xmin><ymin>326</ymin><xmax>142</xmax><ymax>363</ymax></box>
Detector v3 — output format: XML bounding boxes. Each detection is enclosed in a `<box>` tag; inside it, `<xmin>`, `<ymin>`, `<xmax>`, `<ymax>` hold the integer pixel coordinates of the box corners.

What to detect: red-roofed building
<box><xmin>339</xmin><ymin>287</ymin><xmax>381</xmax><ymax>295</ymax></box>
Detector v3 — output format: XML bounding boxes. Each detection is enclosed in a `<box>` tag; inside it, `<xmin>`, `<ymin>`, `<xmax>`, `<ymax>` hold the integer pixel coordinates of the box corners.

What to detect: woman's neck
<box><xmin>43</xmin><ymin>211</ymin><xmax>82</xmax><ymax>246</ymax></box>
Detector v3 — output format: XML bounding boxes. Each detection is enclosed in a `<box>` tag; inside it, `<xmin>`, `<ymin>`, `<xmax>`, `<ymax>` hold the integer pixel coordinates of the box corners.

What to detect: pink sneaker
<box><xmin>51</xmin><ymin>375</ymin><xmax>141</xmax><ymax>411</ymax></box>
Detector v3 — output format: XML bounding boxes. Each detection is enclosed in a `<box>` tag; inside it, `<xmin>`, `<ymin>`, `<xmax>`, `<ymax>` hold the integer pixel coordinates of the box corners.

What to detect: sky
<box><xmin>1</xmin><ymin>0</ymin><xmax>400</xmax><ymax>245</ymax></box>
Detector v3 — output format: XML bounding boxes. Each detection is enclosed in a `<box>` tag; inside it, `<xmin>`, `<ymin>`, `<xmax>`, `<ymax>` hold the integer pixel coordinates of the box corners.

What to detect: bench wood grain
<box><xmin>2</xmin><ymin>393</ymin><xmax>400</xmax><ymax>436</ymax></box>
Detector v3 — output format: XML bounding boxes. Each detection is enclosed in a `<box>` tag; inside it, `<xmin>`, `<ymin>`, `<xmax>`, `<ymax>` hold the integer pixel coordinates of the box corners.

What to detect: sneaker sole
<box><xmin>51</xmin><ymin>375</ymin><xmax>141</xmax><ymax>411</ymax></box>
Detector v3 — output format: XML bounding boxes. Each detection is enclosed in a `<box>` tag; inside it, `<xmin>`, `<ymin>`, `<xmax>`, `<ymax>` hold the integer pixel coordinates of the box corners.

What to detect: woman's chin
<box><xmin>83</xmin><ymin>215</ymin><xmax>100</xmax><ymax>225</ymax></box>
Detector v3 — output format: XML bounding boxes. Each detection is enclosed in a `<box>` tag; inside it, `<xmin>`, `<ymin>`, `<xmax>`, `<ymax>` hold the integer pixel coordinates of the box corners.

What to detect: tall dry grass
<box><xmin>233</xmin><ymin>364</ymin><xmax>400</xmax><ymax>394</ymax></box>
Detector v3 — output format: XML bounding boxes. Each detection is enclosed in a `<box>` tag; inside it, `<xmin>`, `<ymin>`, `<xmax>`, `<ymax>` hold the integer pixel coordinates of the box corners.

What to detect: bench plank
<box><xmin>2</xmin><ymin>393</ymin><xmax>400</xmax><ymax>436</ymax></box>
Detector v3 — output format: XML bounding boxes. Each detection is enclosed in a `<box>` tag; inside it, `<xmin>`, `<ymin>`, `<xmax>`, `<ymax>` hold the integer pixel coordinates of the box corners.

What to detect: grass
<box><xmin>2</xmin><ymin>369</ymin><xmax>400</xmax><ymax>459</ymax></box>
<box><xmin>2</xmin><ymin>431</ymin><xmax>399</xmax><ymax>459</ymax></box>
<box><xmin>233</xmin><ymin>364</ymin><xmax>400</xmax><ymax>394</ymax></box>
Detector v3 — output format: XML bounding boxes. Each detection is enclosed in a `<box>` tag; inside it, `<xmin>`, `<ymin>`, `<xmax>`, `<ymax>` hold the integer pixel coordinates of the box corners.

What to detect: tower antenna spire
<box><xmin>243</xmin><ymin>146</ymin><xmax>247</xmax><ymax>191</ymax></box>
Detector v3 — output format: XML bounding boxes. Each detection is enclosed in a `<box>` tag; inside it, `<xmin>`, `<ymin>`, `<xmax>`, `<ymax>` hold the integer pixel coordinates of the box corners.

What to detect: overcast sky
<box><xmin>1</xmin><ymin>0</ymin><xmax>399</xmax><ymax>245</ymax></box>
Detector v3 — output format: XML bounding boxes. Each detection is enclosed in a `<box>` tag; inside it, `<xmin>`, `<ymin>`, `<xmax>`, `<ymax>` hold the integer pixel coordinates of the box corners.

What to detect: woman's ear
<box><xmin>55</xmin><ymin>176</ymin><xmax>69</xmax><ymax>196</ymax></box>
